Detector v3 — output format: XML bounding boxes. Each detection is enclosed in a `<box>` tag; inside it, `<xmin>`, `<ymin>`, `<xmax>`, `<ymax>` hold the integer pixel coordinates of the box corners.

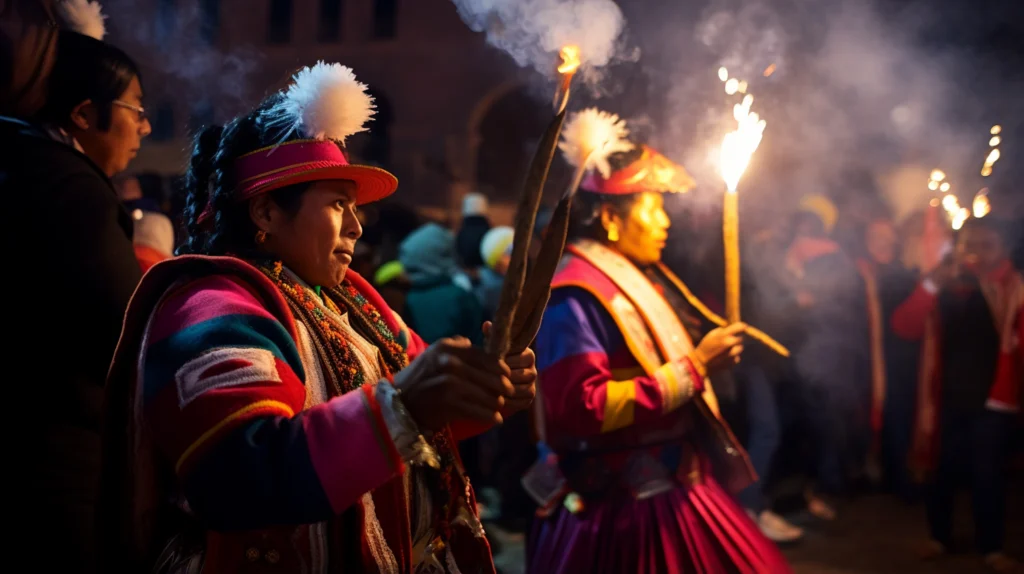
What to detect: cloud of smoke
<box><xmin>103</xmin><ymin>0</ymin><xmax>262</xmax><ymax>125</ymax></box>
<box><xmin>631</xmin><ymin>0</ymin><xmax>1021</xmax><ymax>385</ymax></box>
<box><xmin>635</xmin><ymin>0</ymin><xmax>1017</xmax><ymax>236</ymax></box>
<box><xmin>451</xmin><ymin>0</ymin><xmax>632</xmax><ymax>91</ymax></box>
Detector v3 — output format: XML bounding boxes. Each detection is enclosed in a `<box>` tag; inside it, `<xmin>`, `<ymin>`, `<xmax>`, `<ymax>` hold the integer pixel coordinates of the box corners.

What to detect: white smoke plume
<box><xmin>640</xmin><ymin>0</ymin><xmax>1015</xmax><ymax>231</ymax></box>
<box><xmin>451</xmin><ymin>0</ymin><xmax>631</xmax><ymax>86</ymax></box>
<box><xmin>102</xmin><ymin>0</ymin><xmax>262</xmax><ymax>124</ymax></box>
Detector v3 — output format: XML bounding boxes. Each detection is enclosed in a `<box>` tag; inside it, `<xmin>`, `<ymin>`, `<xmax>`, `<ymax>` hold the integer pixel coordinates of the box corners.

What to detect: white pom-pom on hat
<box><xmin>558</xmin><ymin>108</ymin><xmax>633</xmax><ymax>179</ymax></box>
<box><xmin>276</xmin><ymin>61</ymin><xmax>376</xmax><ymax>143</ymax></box>
<box><xmin>57</xmin><ymin>0</ymin><xmax>107</xmax><ymax>41</ymax></box>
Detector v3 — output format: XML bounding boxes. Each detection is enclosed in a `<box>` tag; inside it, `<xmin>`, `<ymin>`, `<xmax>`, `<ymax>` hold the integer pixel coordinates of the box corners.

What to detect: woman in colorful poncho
<box><xmin>99</xmin><ymin>62</ymin><xmax>536</xmax><ymax>574</ymax></box>
<box><xmin>526</xmin><ymin>114</ymin><xmax>790</xmax><ymax>573</ymax></box>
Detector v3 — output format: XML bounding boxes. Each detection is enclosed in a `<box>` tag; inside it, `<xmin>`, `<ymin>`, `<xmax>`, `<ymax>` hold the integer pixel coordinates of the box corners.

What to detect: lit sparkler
<box><xmin>973</xmin><ymin>188</ymin><xmax>991</xmax><ymax>218</ymax></box>
<box><xmin>719</xmin><ymin>90</ymin><xmax>766</xmax><ymax>323</ymax></box>
<box><xmin>941</xmin><ymin>193</ymin><xmax>959</xmax><ymax>213</ymax></box>
<box><xmin>952</xmin><ymin>207</ymin><xmax>970</xmax><ymax>231</ymax></box>
<box><xmin>980</xmin><ymin>126</ymin><xmax>1002</xmax><ymax>177</ymax></box>
<box><xmin>552</xmin><ymin>45</ymin><xmax>581</xmax><ymax>113</ymax></box>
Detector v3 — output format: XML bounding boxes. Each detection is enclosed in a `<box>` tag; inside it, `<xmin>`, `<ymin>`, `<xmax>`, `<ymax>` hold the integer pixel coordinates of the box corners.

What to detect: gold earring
<box><xmin>255</xmin><ymin>230</ymin><xmax>267</xmax><ymax>244</ymax></box>
<box><xmin>607</xmin><ymin>223</ymin><xmax>619</xmax><ymax>243</ymax></box>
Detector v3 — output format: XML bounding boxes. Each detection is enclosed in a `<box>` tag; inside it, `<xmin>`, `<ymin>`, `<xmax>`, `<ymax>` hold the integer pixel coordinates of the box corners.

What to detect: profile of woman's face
<box><xmin>73</xmin><ymin>76</ymin><xmax>151</xmax><ymax>178</ymax></box>
<box><xmin>607</xmin><ymin>191</ymin><xmax>672</xmax><ymax>265</ymax></box>
<box><xmin>258</xmin><ymin>180</ymin><xmax>363</xmax><ymax>288</ymax></box>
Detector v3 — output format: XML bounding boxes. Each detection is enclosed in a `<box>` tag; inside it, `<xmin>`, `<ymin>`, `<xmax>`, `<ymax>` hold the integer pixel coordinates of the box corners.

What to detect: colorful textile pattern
<box><xmin>530</xmin><ymin>246</ymin><xmax>785</xmax><ymax>573</ymax></box>
<box><xmin>537</xmin><ymin>287</ymin><xmax>704</xmax><ymax>437</ymax></box>
<box><xmin>141</xmin><ymin>272</ymin><xmax>404</xmax><ymax>529</ymax></box>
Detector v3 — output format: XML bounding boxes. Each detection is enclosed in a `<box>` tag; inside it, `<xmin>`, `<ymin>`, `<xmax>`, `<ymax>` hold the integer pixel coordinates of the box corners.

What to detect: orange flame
<box><xmin>558</xmin><ymin>45</ymin><xmax>581</xmax><ymax>75</ymax></box>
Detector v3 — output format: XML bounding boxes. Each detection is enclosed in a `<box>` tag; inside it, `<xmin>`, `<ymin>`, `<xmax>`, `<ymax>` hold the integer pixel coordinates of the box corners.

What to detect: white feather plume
<box><xmin>277</xmin><ymin>62</ymin><xmax>376</xmax><ymax>143</ymax></box>
<box><xmin>558</xmin><ymin>108</ymin><xmax>633</xmax><ymax>178</ymax></box>
<box><xmin>58</xmin><ymin>0</ymin><xmax>107</xmax><ymax>41</ymax></box>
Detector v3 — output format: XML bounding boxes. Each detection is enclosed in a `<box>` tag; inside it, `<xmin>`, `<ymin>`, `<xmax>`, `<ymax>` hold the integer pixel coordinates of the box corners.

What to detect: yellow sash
<box><xmin>571</xmin><ymin>240</ymin><xmax>720</xmax><ymax>415</ymax></box>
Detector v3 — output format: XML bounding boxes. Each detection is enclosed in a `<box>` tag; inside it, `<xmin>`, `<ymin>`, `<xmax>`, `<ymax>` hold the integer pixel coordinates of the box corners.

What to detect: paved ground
<box><xmin>487</xmin><ymin>487</ymin><xmax>1024</xmax><ymax>574</ymax></box>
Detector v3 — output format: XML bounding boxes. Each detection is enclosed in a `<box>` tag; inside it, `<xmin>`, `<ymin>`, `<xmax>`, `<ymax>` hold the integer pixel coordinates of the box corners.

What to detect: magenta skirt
<box><xmin>527</xmin><ymin>476</ymin><xmax>791</xmax><ymax>574</ymax></box>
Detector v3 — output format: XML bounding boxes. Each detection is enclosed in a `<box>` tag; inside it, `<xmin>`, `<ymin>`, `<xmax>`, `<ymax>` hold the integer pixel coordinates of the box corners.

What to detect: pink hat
<box><xmin>198</xmin><ymin>140</ymin><xmax>396</xmax><ymax>221</ymax></box>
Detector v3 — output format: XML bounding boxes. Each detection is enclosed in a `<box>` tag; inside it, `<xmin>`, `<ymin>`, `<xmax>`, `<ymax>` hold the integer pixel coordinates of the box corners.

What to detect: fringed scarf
<box><xmin>252</xmin><ymin>259</ymin><xmax>483</xmax><ymax>573</ymax></box>
<box><xmin>856</xmin><ymin>258</ymin><xmax>887</xmax><ymax>461</ymax></box>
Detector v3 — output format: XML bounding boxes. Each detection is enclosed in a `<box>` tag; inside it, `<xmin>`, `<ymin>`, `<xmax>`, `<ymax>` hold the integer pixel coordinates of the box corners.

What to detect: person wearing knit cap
<box><xmin>527</xmin><ymin>109</ymin><xmax>791</xmax><ymax>573</ymax></box>
<box><xmin>2</xmin><ymin>2</ymin><xmax>146</xmax><ymax>571</ymax></box>
<box><xmin>100</xmin><ymin>62</ymin><xmax>534</xmax><ymax>573</ymax></box>
<box><xmin>456</xmin><ymin>191</ymin><xmax>493</xmax><ymax>273</ymax></box>
<box><xmin>399</xmin><ymin>222</ymin><xmax>485</xmax><ymax>345</ymax></box>
<box><xmin>476</xmin><ymin>225</ymin><xmax>514</xmax><ymax>320</ymax></box>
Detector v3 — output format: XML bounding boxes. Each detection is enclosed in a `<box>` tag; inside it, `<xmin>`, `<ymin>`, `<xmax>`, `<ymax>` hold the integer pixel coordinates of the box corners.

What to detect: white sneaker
<box><xmin>755</xmin><ymin>510</ymin><xmax>804</xmax><ymax>543</ymax></box>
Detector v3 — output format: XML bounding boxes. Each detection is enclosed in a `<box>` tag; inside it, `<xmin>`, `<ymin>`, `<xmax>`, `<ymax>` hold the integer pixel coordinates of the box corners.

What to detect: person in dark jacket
<box><xmin>399</xmin><ymin>222</ymin><xmax>483</xmax><ymax>345</ymax></box>
<box><xmin>2</xmin><ymin>5</ymin><xmax>145</xmax><ymax>570</ymax></box>
<box><xmin>784</xmin><ymin>195</ymin><xmax>870</xmax><ymax>520</ymax></box>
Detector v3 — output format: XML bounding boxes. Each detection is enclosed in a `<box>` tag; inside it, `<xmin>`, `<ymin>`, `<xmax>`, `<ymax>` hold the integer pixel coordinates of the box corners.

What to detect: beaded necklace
<box><xmin>253</xmin><ymin>259</ymin><xmax>467</xmax><ymax>544</ymax></box>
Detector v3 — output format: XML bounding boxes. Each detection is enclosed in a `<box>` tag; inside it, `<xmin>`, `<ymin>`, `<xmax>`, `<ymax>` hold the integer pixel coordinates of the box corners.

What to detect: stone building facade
<box><xmin>109</xmin><ymin>0</ymin><xmax>557</xmax><ymax>223</ymax></box>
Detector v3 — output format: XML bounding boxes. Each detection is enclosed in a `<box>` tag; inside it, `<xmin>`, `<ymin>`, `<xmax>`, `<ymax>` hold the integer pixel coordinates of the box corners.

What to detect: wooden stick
<box><xmin>723</xmin><ymin>189</ymin><xmax>741</xmax><ymax>324</ymax></box>
<box><xmin>486</xmin><ymin>109</ymin><xmax>567</xmax><ymax>357</ymax></box>
<box><xmin>507</xmin><ymin>160</ymin><xmax>588</xmax><ymax>353</ymax></box>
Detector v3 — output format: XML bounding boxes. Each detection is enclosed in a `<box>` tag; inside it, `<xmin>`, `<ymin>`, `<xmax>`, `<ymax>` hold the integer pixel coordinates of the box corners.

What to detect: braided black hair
<box><xmin>177</xmin><ymin>94</ymin><xmax>320</xmax><ymax>255</ymax></box>
<box><xmin>567</xmin><ymin>146</ymin><xmax>647</xmax><ymax>241</ymax></box>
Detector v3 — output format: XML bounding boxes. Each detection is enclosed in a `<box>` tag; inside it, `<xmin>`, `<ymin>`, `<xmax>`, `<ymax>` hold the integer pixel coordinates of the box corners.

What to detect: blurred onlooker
<box><xmin>476</xmin><ymin>225</ymin><xmax>514</xmax><ymax>321</ymax></box>
<box><xmin>1</xmin><ymin>0</ymin><xmax>57</xmax><ymax>118</ymax></box>
<box><xmin>893</xmin><ymin>217</ymin><xmax>1021</xmax><ymax>572</ymax></box>
<box><xmin>2</xmin><ymin>5</ymin><xmax>145</xmax><ymax>570</ymax></box>
<box><xmin>132</xmin><ymin>210</ymin><xmax>174</xmax><ymax>273</ymax></box>
<box><xmin>399</xmin><ymin>222</ymin><xmax>484</xmax><ymax>345</ymax></box>
<box><xmin>35</xmin><ymin>27</ymin><xmax>151</xmax><ymax>179</ymax></box>
<box><xmin>784</xmin><ymin>194</ymin><xmax>869</xmax><ymax>520</ymax></box>
<box><xmin>456</xmin><ymin>192</ymin><xmax>492</xmax><ymax>280</ymax></box>
<box><xmin>854</xmin><ymin>216</ymin><xmax>921</xmax><ymax>497</ymax></box>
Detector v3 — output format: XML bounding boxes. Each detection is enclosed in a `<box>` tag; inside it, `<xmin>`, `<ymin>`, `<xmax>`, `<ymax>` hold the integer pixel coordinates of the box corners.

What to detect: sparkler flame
<box><xmin>952</xmin><ymin>207</ymin><xmax>970</xmax><ymax>231</ymax></box>
<box><xmin>928</xmin><ymin>180</ymin><xmax>939</xmax><ymax>191</ymax></box>
<box><xmin>763</xmin><ymin>63</ymin><xmax>776</xmax><ymax>77</ymax></box>
<box><xmin>930</xmin><ymin>169</ymin><xmax>946</xmax><ymax>182</ymax></box>
<box><xmin>973</xmin><ymin>189</ymin><xmax>991</xmax><ymax>218</ymax></box>
<box><xmin>941</xmin><ymin>193</ymin><xmax>959</xmax><ymax>213</ymax></box>
<box><xmin>939</xmin><ymin>182</ymin><xmax>950</xmax><ymax>192</ymax></box>
<box><xmin>718</xmin><ymin>67</ymin><xmax>729</xmax><ymax>82</ymax></box>
<box><xmin>557</xmin><ymin>45</ymin><xmax>581</xmax><ymax>75</ymax></box>
<box><xmin>989</xmin><ymin>136</ymin><xmax>1001</xmax><ymax>147</ymax></box>
<box><xmin>984</xmin><ymin>148</ymin><xmax>1000</xmax><ymax>165</ymax></box>
<box><xmin>990</xmin><ymin>125</ymin><xmax>1001</xmax><ymax>135</ymax></box>
<box><xmin>719</xmin><ymin>96</ymin><xmax>766</xmax><ymax>193</ymax></box>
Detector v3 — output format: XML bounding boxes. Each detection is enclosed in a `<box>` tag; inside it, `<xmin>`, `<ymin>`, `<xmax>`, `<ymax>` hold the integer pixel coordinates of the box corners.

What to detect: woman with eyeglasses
<box><xmin>0</xmin><ymin>2</ymin><xmax>147</xmax><ymax>572</ymax></box>
<box><xmin>36</xmin><ymin>16</ymin><xmax>152</xmax><ymax>177</ymax></box>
